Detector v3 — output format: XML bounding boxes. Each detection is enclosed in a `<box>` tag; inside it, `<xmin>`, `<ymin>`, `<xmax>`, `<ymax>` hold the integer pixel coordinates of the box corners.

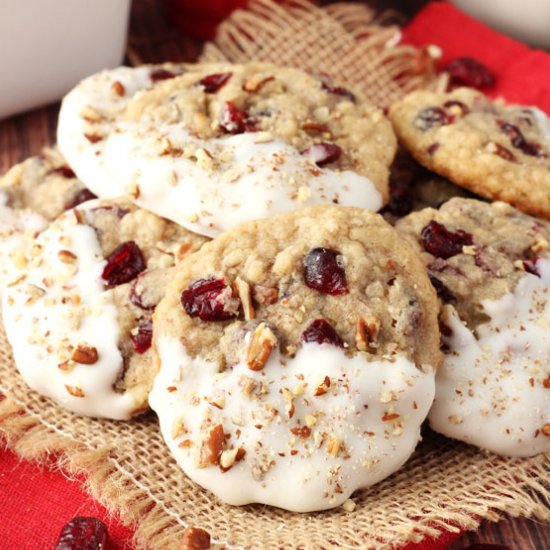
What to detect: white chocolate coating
<box><xmin>429</xmin><ymin>258</ymin><xmax>550</xmax><ymax>456</ymax></box>
<box><xmin>2</xmin><ymin>202</ymin><xmax>135</xmax><ymax>419</ymax></box>
<box><xmin>149</xmin><ymin>337</ymin><xmax>435</xmax><ymax>512</ymax></box>
<box><xmin>57</xmin><ymin>67</ymin><xmax>383</xmax><ymax>238</ymax></box>
<box><xmin>0</xmin><ymin>190</ymin><xmax>48</xmax><ymax>292</ymax></box>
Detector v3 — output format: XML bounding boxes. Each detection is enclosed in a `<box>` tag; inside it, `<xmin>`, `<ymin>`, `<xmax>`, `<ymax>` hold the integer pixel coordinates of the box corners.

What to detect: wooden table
<box><xmin>0</xmin><ymin>1</ymin><xmax>548</xmax><ymax>548</ymax></box>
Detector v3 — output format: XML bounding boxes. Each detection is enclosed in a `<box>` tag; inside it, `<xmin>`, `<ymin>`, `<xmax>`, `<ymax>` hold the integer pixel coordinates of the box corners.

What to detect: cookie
<box><xmin>0</xmin><ymin>147</ymin><xmax>94</xmax><ymax>290</ymax></box>
<box><xmin>149</xmin><ymin>205</ymin><xmax>440</xmax><ymax>512</ymax></box>
<box><xmin>389</xmin><ymin>88</ymin><xmax>550</xmax><ymax>219</ymax></box>
<box><xmin>382</xmin><ymin>151</ymin><xmax>474</xmax><ymax>224</ymax></box>
<box><xmin>396</xmin><ymin>198</ymin><xmax>550</xmax><ymax>456</ymax></box>
<box><xmin>2</xmin><ymin>198</ymin><xmax>208</xmax><ymax>419</ymax></box>
<box><xmin>57</xmin><ymin>62</ymin><xmax>396</xmax><ymax>237</ymax></box>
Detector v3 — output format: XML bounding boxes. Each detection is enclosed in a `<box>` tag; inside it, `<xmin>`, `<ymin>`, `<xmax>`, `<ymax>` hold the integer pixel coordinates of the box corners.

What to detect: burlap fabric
<box><xmin>1</xmin><ymin>1</ymin><xmax>549</xmax><ymax>549</ymax></box>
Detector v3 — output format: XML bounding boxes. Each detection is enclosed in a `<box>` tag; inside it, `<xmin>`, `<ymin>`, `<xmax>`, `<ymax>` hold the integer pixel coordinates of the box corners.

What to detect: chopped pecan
<box><xmin>219</xmin><ymin>447</ymin><xmax>246</xmax><ymax>472</ymax></box>
<box><xmin>355</xmin><ymin>317</ymin><xmax>380</xmax><ymax>352</ymax></box>
<box><xmin>197</xmin><ymin>424</ymin><xmax>225</xmax><ymax>467</ymax></box>
<box><xmin>246</xmin><ymin>322</ymin><xmax>277</xmax><ymax>371</ymax></box>
<box><xmin>111</xmin><ymin>80</ymin><xmax>125</xmax><ymax>96</ymax></box>
<box><xmin>57</xmin><ymin>249</ymin><xmax>77</xmax><ymax>264</ymax></box>
<box><xmin>235</xmin><ymin>277</ymin><xmax>255</xmax><ymax>321</ymax></box>
<box><xmin>314</xmin><ymin>376</ymin><xmax>331</xmax><ymax>396</ymax></box>
<box><xmin>71</xmin><ymin>344</ymin><xmax>99</xmax><ymax>365</ymax></box>
<box><xmin>290</xmin><ymin>426</ymin><xmax>311</xmax><ymax>438</ymax></box>
<box><xmin>65</xmin><ymin>385</ymin><xmax>85</xmax><ymax>398</ymax></box>
<box><xmin>253</xmin><ymin>284</ymin><xmax>278</xmax><ymax>305</ymax></box>
<box><xmin>243</xmin><ymin>75</ymin><xmax>274</xmax><ymax>93</ymax></box>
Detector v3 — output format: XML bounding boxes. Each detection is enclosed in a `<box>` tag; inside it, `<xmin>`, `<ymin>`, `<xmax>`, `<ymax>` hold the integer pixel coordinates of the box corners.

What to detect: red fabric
<box><xmin>0</xmin><ymin>446</ymin><xmax>134</xmax><ymax>549</ymax></box>
<box><xmin>401</xmin><ymin>2</ymin><xmax>550</xmax><ymax>114</ymax></box>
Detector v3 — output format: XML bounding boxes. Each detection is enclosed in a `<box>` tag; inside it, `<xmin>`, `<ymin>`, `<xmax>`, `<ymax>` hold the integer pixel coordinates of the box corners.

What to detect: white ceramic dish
<box><xmin>452</xmin><ymin>0</ymin><xmax>550</xmax><ymax>49</ymax></box>
<box><xmin>0</xmin><ymin>0</ymin><xmax>131</xmax><ymax>120</ymax></box>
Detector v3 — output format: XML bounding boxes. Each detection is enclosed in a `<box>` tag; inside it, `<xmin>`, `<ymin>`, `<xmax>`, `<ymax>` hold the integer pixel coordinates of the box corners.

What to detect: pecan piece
<box><xmin>197</xmin><ymin>424</ymin><xmax>225</xmax><ymax>468</ymax></box>
<box><xmin>71</xmin><ymin>344</ymin><xmax>99</xmax><ymax>365</ymax></box>
<box><xmin>355</xmin><ymin>317</ymin><xmax>380</xmax><ymax>352</ymax></box>
<box><xmin>246</xmin><ymin>322</ymin><xmax>277</xmax><ymax>371</ymax></box>
<box><xmin>234</xmin><ymin>277</ymin><xmax>255</xmax><ymax>321</ymax></box>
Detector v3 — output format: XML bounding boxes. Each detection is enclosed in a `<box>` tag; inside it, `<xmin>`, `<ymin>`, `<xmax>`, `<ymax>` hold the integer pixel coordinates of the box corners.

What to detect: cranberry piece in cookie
<box><xmin>301</xmin><ymin>319</ymin><xmax>344</xmax><ymax>347</ymax></box>
<box><xmin>181</xmin><ymin>278</ymin><xmax>241</xmax><ymax>321</ymax></box>
<box><xmin>219</xmin><ymin>101</ymin><xmax>255</xmax><ymax>134</ymax></box>
<box><xmin>303</xmin><ymin>247</ymin><xmax>349</xmax><ymax>295</ymax></box>
<box><xmin>101</xmin><ymin>241</ymin><xmax>146</xmax><ymax>286</ymax></box>
<box><xmin>64</xmin><ymin>188</ymin><xmax>97</xmax><ymax>210</ymax></box>
<box><xmin>131</xmin><ymin>318</ymin><xmax>153</xmax><ymax>354</ymax></box>
<box><xmin>420</xmin><ymin>220</ymin><xmax>473</xmax><ymax>259</ymax></box>
<box><xmin>414</xmin><ymin>107</ymin><xmax>452</xmax><ymax>131</ymax></box>
<box><xmin>198</xmin><ymin>72</ymin><xmax>232</xmax><ymax>93</ymax></box>
<box><xmin>302</xmin><ymin>142</ymin><xmax>342</xmax><ymax>167</ymax></box>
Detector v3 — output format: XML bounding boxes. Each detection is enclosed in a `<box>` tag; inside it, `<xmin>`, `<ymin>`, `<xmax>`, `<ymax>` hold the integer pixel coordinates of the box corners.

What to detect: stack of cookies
<box><xmin>1</xmin><ymin>61</ymin><xmax>549</xmax><ymax>513</ymax></box>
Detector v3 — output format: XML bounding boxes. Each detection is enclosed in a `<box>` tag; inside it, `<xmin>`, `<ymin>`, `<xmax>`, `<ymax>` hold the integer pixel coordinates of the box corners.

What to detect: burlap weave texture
<box><xmin>1</xmin><ymin>1</ymin><xmax>549</xmax><ymax>548</ymax></box>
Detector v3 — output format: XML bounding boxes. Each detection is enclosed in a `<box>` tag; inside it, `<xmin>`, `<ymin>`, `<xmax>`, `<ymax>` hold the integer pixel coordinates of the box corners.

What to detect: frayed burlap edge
<box><xmin>0</xmin><ymin>393</ymin><xmax>204</xmax><ymax>550</ymax></box>
<box><xmin>199</xmin><ymin>0</ymin><xmax>448</xmax><ymax>107</ymax></box>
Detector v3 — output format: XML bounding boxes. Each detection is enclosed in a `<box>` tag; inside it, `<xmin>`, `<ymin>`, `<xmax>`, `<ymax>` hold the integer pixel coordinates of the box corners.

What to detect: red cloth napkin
<box><xmin>401</xmin><ymin>2</ymin><xmax>550</xmax><ymax>114</ymax></box>
<box><xmin>0</xmin><ymin>446</ymin><xmax>134</xmax><ymax>549</ymax></box>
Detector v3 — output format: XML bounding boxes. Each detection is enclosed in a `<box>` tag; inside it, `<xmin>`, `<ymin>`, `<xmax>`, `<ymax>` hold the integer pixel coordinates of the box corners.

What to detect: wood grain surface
<box><xmin>0</xmin><ymin>1</ymin><xmax>548</xmax><ymax>548</ymax></box>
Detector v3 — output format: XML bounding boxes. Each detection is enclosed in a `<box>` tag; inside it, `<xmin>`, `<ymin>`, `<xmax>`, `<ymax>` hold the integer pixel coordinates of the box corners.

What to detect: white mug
<box><xmin>451</xmin><ymin>0</ymin><xmax>550</xmax><ymax>49</ymax></box>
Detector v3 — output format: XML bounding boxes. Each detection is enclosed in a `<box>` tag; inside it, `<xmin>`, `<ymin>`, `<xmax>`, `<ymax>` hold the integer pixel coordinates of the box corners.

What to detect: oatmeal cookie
<box><xmin>58</xmin><ymin>62</ymin><xmax>396</xmax><ymax>237</ymax></box>
<box><xmin>0</xmin><ymin>147</ymin><xmax>93</xmax><ymax>290</ymax></box>
<box><xmin>396</xmin><ymin>198</ymin><xmax>550</xmax><ymax>456</ymax></box>
<box><xmin>149</xmin><ymin>205</ymin><xmax>440</xmax><ymax>512</ymax></box>
<box><xmin>382</xmin><ymin>151</ymin><xmax>474</xmax><ymax>224</ymax></box>
<box><xmin>2</xmin><ymin>198</ymin><xmax>207</xmax><ymax>419</ymax></box>
<box><xmin>389</xmin><ymin>88</ymin><xmax>550</xmax><ymax>219</ymax></box>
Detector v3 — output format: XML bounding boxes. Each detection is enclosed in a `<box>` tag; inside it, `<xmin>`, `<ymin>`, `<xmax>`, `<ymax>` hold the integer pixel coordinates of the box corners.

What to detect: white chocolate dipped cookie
<box><xmin>57</xmin><ymin>62</ymin><xmax>397</xmax><ymax>237</ymax></box>
<box><xmin>396</xmin><ymin>198</ymin><xmax>550</xmax><ymax>456</ymax></box>
<box><xmin>150</xmin><ymin>205</ymin><xmax>440</xmax><ymax>511</ymax></box>
<box><xmin>0</xmin><ymin>147</ymin><xmax>94</xmax><ymax>291</ymax></box>
<box><xmin>2</xmin><ymin>198</ymin><xmax>207</xmax><ymax>419</ymax></box>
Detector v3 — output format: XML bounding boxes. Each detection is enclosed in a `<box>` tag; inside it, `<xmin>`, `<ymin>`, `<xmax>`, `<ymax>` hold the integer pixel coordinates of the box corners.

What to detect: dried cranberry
<box><xmin>427</xmin><ymin>142</ymin><xmax>440</xmax><ymax>156</ymax></box>
<box><xmin>523</xmin><ymin>257</ymin><xmax>540</xmax><ymax>277</ymax></box>
<box><xmin>130</xmin><ymin>318</ymin><xmax>153</xmax><ymax>353</ymax></box>
<box><xmin>54</xmin><ymin>516</ymin><xmax>109</xmax><ymax>550</ymax></box>
<box><xmin>219</xmin><ymin>101</ymin><xmax>255</xmax><ymax>134</ymax></box>
<box><xmin>303</xmin><ymin>247</ymin><xmax>349</xmax><ymax>295</ymax></box>
<box><xmin>429</xmin><ymin>275</ymin><xmax>455</xmax><ymax>302</ymax></box>
<box><xmin>64</xmin><ymin>189</ymin><xmax>97</xmax><ymax>210</ymax></box>
<box><xmin>302</xmin><ymin>143</ymin><xmax>342</xmax><ymax>167</ymax></box>
<box><xmin>301</xmin><ymin>319</ymin><xmax>344</xmax><ymax>347</ymax></box>
<box><xmin>490</xmin><ymin>142</ymin><xmax>516</xmax><ymax>161</ymax></box>
<box><xmin>420</xmin><ymin>221</ymin><xmax>473</xmax><ymax>259</ymax></box>
<box><xmin>150</xmin><ymin>68</ymin><xmax>177</xmax><ymax>82</ymax></box>
<box><xmin>321</xmin><ymin>82</ymin><xmax>355</xmax><ymax>102</ymax></box>
<box><xmin>498</xmin><ymin>120</ymin><xmax>542</xmax><ymax>157</ymax></box>
<box><xmin>414</xmin><ymin>107</ymin><xmax>452</xmax><ymax>131</ymax></box>
<box><xmin>50</xmin><ymin>165</ymin><xmax>76</xmax><ymax>179</ymax></box>
<box><xmin>198</xmin><ymin>72</ymin><xmax>232</xmax><ymax>93</ymax></box>
<box><xmin>181</xmin><ymin>278</ymin><xmax>241</xmax><ymax>321</ymax></box>
<box><xmin>444</xmin><ymin>57</ymin><xmax>495</xmax><ymax>89</ymax></box>
<box><xmin>101</xmin><ymin>241</ymin><xmax>146</xmax><ymax>286</ymax></box>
